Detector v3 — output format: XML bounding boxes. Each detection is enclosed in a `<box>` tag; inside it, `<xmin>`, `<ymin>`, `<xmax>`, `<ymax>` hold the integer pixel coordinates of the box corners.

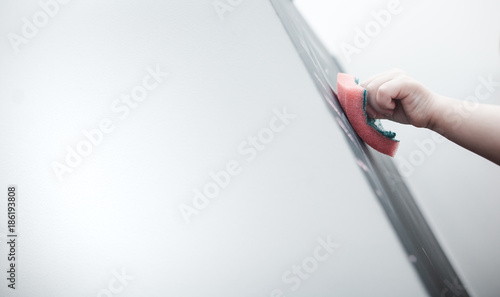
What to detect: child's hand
<box><xmin>360</xmin><ymin>69</ymin><xmax>437</xmax><ymax>128</ymax></box>
<box><xmin>360</xmin><ymin>69</ymin><xmax>500</xmax><ymax>165</ymax></box>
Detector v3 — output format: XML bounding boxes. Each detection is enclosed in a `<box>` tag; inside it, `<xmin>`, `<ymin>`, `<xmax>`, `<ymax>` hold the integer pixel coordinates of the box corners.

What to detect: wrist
<box><xmin>426</xmin><ymin>94</ymin><xmax>449</xmax><ymax>132</ymax></box>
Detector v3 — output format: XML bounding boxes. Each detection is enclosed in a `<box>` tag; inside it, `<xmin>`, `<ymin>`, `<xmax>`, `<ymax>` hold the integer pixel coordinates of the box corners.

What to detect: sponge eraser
<box><xmin>337</xmin><ymin>73</ymin><xmax>399</xmax><ymax>157</ymax></box>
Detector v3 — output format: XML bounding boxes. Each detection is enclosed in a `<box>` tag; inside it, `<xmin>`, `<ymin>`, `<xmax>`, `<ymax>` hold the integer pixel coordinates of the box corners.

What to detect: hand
<box><xmin>360</xmin><ymin>69</ymin><xmax>438</xmax><ymax>128</ymax></box>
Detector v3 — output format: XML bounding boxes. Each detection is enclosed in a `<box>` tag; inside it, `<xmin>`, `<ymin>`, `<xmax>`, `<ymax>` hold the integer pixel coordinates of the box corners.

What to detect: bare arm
<box><xmin>361</xmin><ymin>69</ymin><xmax>500</xmax><ymax>165</ymax></box>
<box><xmin>429</xmin><ymin>96</ymin><xmax>500</xmax><ymax>165</ymax></box>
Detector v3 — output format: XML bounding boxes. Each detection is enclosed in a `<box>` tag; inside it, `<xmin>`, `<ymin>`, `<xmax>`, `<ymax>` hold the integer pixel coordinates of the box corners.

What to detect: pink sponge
<box><xmin>337</xmin><ymin>73</ymin><xmax>399</xmax><ymax>157</ymax></box>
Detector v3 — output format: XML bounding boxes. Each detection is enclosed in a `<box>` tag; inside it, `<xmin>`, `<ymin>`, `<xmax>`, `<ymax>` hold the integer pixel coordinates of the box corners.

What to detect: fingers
<box><xmin>366</xmin><ymin>76</ymin><xmax>397</xmax><ymax>115</ymax></box>
<box><xmin>377</xmin><ymin>77</ymin><xmax>416</xmax><ymax>105</ymax></box>
<box><xmin>358</xmin><ymin>69</ymin><xmax>436</xmax><ymax>127</ymax></box>
<box><xmin>365</xmin><ymin>104</ymin><xmax>387</xmax><ymax>119</ymax></box>
<box><xmin>360</xmin><ymin>69</ymin><xmax>407</xmax><ymax>116</ymax></box>
<box><xmin>360</xmin><ymin>68</ymin><xmax>405</xmax><ymax>88</ymax></box>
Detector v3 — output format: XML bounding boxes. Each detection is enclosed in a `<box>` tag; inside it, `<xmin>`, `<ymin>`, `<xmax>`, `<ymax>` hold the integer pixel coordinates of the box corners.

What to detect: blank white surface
<box><xmin>0</xmin><ymin>1</ymin><xmax>427</xmax><ymax>296</ymax></box>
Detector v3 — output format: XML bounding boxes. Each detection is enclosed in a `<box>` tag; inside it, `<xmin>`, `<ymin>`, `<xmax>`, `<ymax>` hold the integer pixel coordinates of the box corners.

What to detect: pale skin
<box><xmin>360</xmin><ymin>69</ymin><xmax>500</xmax><ymax>166</ymax></box>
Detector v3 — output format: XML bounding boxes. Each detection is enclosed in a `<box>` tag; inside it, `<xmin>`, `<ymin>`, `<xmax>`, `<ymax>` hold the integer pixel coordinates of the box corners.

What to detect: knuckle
<box><xmin>401</xmin><ymin>77</ymin><xmax>419</xmax><ymax>90</ymax></box>
<box><xmin>378</xmin><ymin>84</ymin><xmax>389</xmax><ymax>96</ymax></box>
<box><xmin>376</xmin><ymin>93</ymin><xmax>386</xmax><ymax>105</ymax></box>
<box><xmin>377</xmin><ymin>86</ymin><xmax>391</xmax><ymax>104</ymax></box>
<box><xmin>365</xmin><ymin>85</ymin><xmax>376</xmax><ymax>97</ymax></box>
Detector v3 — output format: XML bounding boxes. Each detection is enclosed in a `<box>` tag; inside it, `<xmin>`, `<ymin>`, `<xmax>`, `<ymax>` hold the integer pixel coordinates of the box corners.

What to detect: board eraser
<box><xmin>337</xmin><ymin>73</ymin><xmax>399</xmax><ymax>157</ymax></box>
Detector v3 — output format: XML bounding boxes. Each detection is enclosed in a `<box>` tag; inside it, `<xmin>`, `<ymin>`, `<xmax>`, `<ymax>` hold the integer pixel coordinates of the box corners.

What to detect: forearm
<box><xmin>429</xmin><ymin>95</ymin><xmax>500</xmax><ymax>165</ymax></box>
